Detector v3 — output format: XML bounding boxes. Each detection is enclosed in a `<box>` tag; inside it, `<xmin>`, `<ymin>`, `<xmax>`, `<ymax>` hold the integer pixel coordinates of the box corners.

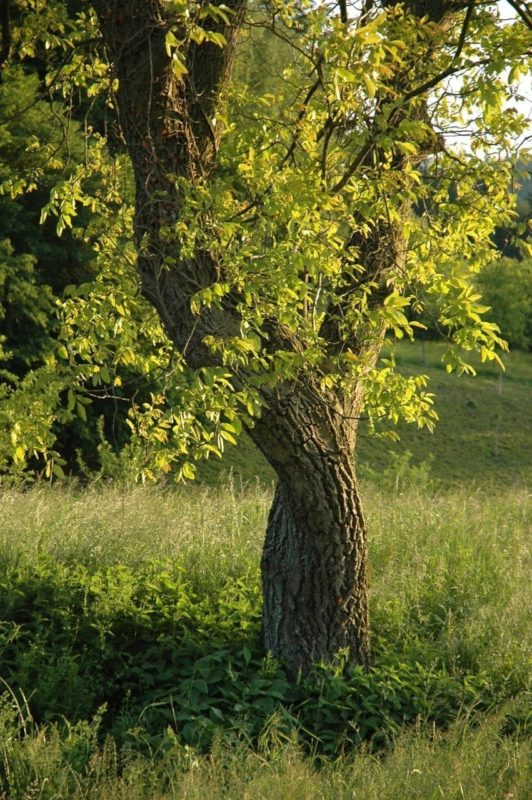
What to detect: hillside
<box><xmin>197</xmin><ymin>342</ymin><xmax>532</xmax><ymax>487</ymax></box>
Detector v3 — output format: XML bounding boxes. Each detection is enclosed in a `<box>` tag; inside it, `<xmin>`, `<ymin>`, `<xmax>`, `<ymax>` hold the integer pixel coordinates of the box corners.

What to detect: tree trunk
<box><xmin>91</xmin><ymin>1</ymin><xmax>370</xmax><ymax>675</ymax></box>
<box><xmin>261</xmin><ymin>465</ymin><xmax>369</xmax><ymax>675</ymax></box>
<box><xmin>249</xmin><ymin>382</ymin><xmax>370</xmax><ymax>674</ymax></box>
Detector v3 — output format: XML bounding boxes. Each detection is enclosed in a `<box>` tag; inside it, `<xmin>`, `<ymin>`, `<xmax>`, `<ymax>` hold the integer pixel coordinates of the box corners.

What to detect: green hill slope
<box><xmin>197</xmin><ymin>342</ymin><xmax>531</xmax><ymax>487</ymax></box>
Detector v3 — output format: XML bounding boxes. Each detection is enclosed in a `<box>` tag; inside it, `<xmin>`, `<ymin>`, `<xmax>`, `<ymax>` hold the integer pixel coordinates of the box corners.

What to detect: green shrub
<box><xmin>476</xmin><ymin>257</ymin><xmax>532</xmax><ymax>351</ymax></box>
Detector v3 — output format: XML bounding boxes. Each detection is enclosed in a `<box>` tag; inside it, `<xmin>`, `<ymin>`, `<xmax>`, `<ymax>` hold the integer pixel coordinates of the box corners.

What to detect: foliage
<box><xmin>0</xmin><ymin>481</ymin><xmax>529</xmax><ymax>756</ymax></box>
<box><xmin>476</xmin><ymin>257</ymin><xmax>532</xmax><ymax>351</ymax></box>
<box><xmin>0</xmin><ymin>64</ymin><xmax>94</xmax><ymax>371</ymax></box>
<box><xmin>0</xmin><ymin>65</ymin><xmax>147</xmax><ymax>476</ymax></box>
<box><xmin>0</xmin><ymin>554</ymin><xmax>501</xmax><ymax>752</ymax></box>
<box><xmin>1</xmin><ymin>699</ymin><xmax>530</xmax><ymax>800</ymax></box>
<box><xmin>197</xmin><ymin>342</ymin><xmax>532</xmax><ymax>487</ymax></box>
<box><xmin>359</xmin><ymin>340</ymin><xmax>532</xmax><ymax>484</ymax></box>
<box><xmin>0</xmin><ymin>1</ymin><xmax>529</xmax><ymax>479</ymax></box>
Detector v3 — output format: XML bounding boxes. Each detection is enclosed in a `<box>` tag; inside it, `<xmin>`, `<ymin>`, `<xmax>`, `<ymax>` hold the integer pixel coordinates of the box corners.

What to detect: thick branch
<box><xmin>339</xmin><ymin>1</ymin><xmax>348</xmax><ymax>25</ymax></box>
<box><xmin>89</xmin><ymin>0</ymin><xmax>248</xmax><ymax>361</ymax></box>
<box><xmin>185</xmin><ymin>1</ymin><xmax>247</xmax><ymax>162</ymax></box>
<box><xmin>403</xmin><ymin>0</ymin><xmax>475</xmax><ymax>103</ymax></box>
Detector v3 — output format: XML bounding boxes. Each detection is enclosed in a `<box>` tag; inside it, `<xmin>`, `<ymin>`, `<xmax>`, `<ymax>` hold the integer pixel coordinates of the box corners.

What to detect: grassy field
<box><xmin>0</xmin><ymin>343</ymin><xmax>530</xmax><ymax>798</ymax></box>
<box><xmin>197</xmin><ymin>341</ymin><xmax>532</xmax><ymax>487</ymax></box>
<box><xmin>0</xmin><ymin>481</ymin><xmax>530</xmax><ymax>798</ymax></box>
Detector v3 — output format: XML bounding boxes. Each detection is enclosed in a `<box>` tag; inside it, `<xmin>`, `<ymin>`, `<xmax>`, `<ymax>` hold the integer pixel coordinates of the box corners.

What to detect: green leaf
<box><xmin>363</xmin><ymin>74</ymin><xmax>376</xmax><ymax>99</ymax></box>
<box><xmin>181</xmin><ymin>462</ymin><xmax>196</xmax><ymax>480</ymax></box>
<box><xmin>220</xmin><ymin>430</ymin><xmax>237</xmax><ymax>445</ymax></box>
<box><xmin>52</xmin><ymin>462</ymin><xmax>66</xmax><ymax>478</ymax></box>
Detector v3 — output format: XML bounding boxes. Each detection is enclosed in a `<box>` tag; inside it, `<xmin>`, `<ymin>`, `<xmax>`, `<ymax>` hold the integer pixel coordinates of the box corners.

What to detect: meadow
<box><xmin>0</xmin><ymin>343</ymin><xmax>531</xmax><ymax>799</ymax></box>
<box><xmin>0</xmin><ymin>479</ymin><xmax>530</xmax><ymax>798</ymax></box>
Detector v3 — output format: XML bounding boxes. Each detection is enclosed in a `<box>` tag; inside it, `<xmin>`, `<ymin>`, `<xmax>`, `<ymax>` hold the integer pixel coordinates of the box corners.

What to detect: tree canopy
<box><xmin>1</xmin><ymin>0</ymin><xmax>529</xmax><ymax>481</ymax></box>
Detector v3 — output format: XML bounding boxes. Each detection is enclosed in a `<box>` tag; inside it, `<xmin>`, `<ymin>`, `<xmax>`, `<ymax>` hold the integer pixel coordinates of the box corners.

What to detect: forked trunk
<box><xmin>250</xmin><ymin>386</ymin><xmax>370</xmax><ymax>675</ymax></box>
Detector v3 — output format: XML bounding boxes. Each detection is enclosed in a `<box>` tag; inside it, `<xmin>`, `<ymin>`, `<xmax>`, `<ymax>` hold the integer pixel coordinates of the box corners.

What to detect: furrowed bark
<box><xmin>91</xmin><ymin>0</ymin><xmax>246</xmax><ymax>362</ymax></box>
<box><xmin>249</xmin><ymin>381</ymin><xmax>370</xmax><ymax>673</ymax></box>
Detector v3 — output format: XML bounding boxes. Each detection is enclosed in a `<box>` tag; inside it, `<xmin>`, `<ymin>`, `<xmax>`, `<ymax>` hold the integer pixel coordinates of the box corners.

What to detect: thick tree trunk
<box><xmin>91</xmin><ymin>3</ymin><xmax>370</xmax><ymax>675</ymax></box>
<box><xmin>249</xmin><ymin>382</ymin><xmax>370</xmax><ymax>674</ymax></box>
<box><xmin>261</xmin><ymin>464</ymin><xmax>369</xmax><ymax>675</ymax></box>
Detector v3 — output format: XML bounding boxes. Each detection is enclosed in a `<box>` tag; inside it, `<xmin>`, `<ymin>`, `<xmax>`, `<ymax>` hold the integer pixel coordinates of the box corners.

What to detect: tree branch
<box><xmin>331</xmin><ymin>1</ymin><xmax>476</xmax><ymax>194</ymax></box>
<box><xmin>402</xmin><ymin>0</ymin><xmax>475</xmax><ymax>103</ymax></box>
<box><xmin>339</xmin><ymin>1</ymin><xmax>348</xmax><ymax>25</ymax></box>
<box><xmin>280</xmin><ymin>56</ymin><xmax>324</xmax><ymax>167</ymax></box>
<box><xmin>505</xmin><ymin>0</ymin><xmax>532</xmax><ymax>30</ymax></box>
<box><xmin>331</xmin><ymin>139</ymin><xmax>374</xmax><ymax>193</ymax></box>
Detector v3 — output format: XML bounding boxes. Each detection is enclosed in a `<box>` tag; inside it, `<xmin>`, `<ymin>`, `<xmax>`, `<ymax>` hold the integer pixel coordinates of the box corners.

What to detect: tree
<box><xmin>0</xmin><ymin>63</ymin><xmax>156</xmax><ymax>476</ymax></box>
<box><xmin>3</xmin><ymin>0</ymin><xmax>530</xmax><ymax>673</ymax></box>
<box><xmin>477</xmin><ymin>256</ymin><xmax>532</xmax><ymax>350</ymax></box>
<box><xmin>0</xmin><ymin>63</ymin><xmax>100</xmax><ymax>474</ymax></box>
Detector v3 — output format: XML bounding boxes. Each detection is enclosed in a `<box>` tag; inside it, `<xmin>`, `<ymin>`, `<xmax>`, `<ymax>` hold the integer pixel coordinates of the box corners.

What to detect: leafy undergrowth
<box><xmin>0</xmin><ymin>483</ymin><xmax>529</xmax><ymax>777</ymax></box>
<box><xmin>2</xmin><ymin>554</ymin><xmax>522</xmax><ymax>757</ymax></box>
<box><xmin>1</xmin><ymin>698</ymin><xmax>530</xmax><ymax>800</ymax></box>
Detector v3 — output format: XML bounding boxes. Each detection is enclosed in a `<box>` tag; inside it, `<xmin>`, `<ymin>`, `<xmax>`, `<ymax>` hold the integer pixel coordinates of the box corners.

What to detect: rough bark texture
<box><xmin>249</xmin><ymin>382</ymin><xmax>370</xmax><ymax>673</ymax></box>
<box><xmin>92</xmin><ymin>0</ymin><xmax>245</xmax><ymax>365</ymax></box>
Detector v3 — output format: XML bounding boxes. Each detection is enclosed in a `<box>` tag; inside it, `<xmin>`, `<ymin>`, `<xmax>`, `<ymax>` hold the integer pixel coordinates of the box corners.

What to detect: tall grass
<box><xmin>1</xmin><ymin>480</ymin><xmax>529</xmax><ymax>684</ymax></box>
<box><xmin>1</xmin><ymin>702</ymin><xmax>530</xmax><ymax>799</ymax></box>
<box><xmin>0</xmin><ymin>480</ymin><xmax>530</xmax><ymax>798</ymax></box>
<box><xmin>0</xmin><ymin>478</ymin><xmax>269</xmax><ymax>575</ymax></box>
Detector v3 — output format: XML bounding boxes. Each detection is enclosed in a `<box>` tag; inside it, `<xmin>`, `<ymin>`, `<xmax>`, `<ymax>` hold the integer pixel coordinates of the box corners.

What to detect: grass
<box><xmin>0</xmin><ymin>480</ymin><xmax>530</xmax><ymax>798</ymax></box>
<box><xmin>1</xmin><ymin>707</ymin><xmax>529</xmax><ymax>799</ymax></box>
<box><xmin>1</xmin><ymin>481</ymin><xmax>529</xmax><ymax>685</ymax></box>
<box><xmin>1</xmin><ymin>344</ymin><xmax>530</xmax><ymax>797</ymax></box>
<box><xmin>359</xmin><ymin>341</ymin><xmax>532</xmax><ymax>485</ymax></box>
<box><xmin>196</xmin><ymin>341</ymin><xmax>532</xmax><ymax>487</ymax></box>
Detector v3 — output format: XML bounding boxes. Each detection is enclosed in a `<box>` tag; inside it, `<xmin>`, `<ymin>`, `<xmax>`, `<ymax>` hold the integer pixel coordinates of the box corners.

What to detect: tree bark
<box><xmin>91</xmin><ymin>0</ymin><xmax>246</xmax><ymax>363</ymax></box>
<box><xmin>249</xmin><ymin>381</ymin><xmax>370</xmax><ymax>674</ymax></box>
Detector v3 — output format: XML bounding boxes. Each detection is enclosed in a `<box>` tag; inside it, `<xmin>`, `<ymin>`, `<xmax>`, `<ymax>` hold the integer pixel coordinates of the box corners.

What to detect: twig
<box><xmin>505</xmin><ymin>0</ymin><xmax>532</xmax><ymax>30</ymax></box>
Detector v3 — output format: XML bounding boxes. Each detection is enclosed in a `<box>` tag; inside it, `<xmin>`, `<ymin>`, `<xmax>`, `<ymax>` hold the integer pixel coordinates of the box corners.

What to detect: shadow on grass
<box><xmin>2</xmin><ymin>556</ymin><xmax>525</xmax><ymax>756</ymax></box>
